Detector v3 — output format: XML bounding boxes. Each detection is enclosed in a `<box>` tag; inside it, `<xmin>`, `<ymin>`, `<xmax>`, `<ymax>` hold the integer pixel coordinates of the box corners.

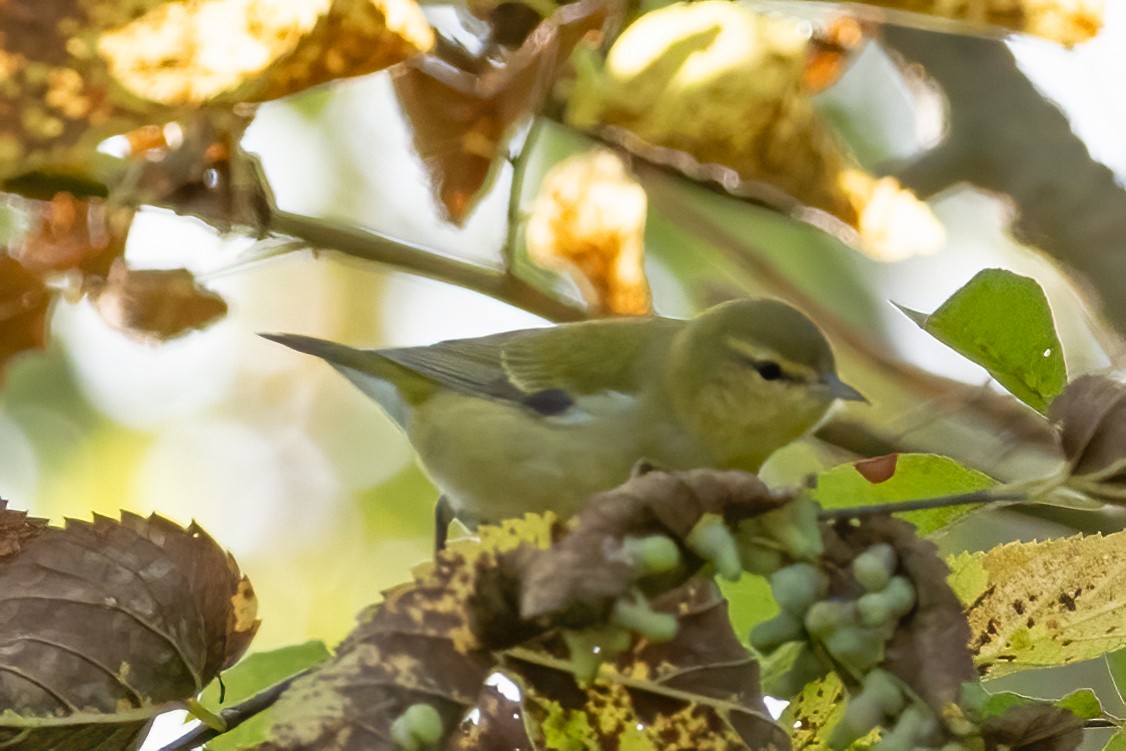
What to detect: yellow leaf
<box><xmin>857</xmin><ymin>0</ymin><xmax>1103</xmax><ymax>46</ymax></box>
<box><xmin>525</xmin><ymin>149</ymin><xmax>651</xmax><ymax>316</ymax></box>
<box><xmin>947</xmin><ymin>530</ymin><xmax>1126</xmax><ymax>678</ymax></box>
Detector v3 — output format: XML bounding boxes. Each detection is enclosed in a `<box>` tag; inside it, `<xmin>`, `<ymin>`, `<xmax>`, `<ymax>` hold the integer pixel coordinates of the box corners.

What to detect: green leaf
<box><xmin>811</xmin><ymin>453</ymin><xmax>996</xmax><ymax>535</ymax></box>
<box><xmin>200</xmin><ymin>641</ymin><xmax>331</xmax><ymax>750</ymax></box>
<box><xmin>947</xmin><ymin>531</ymin><xmax>1126</xmax><ymax>678</ymax></box>
<box><xmin>974</xmin><ymin>688</ymin><xmax>1102</xmax><ymax>721</ymax></box>
<box><xmin>1107</xmin><ymin>649</ymin><xmax>1126</xmax><ymax>704</ymax></box>
<box><xmin>1105</xmin><ymin>730</ymin><xmax>1126</xmax><ymax>750</ymax></box>
<box><xmin>896</xmin><ymin>268</ymin><xmax>1066</xmax><ymax>412</ymax></box>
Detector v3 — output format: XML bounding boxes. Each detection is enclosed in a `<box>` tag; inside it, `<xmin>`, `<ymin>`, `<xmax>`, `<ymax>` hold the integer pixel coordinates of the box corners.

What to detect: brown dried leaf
<box><xmin>393</xmin><ymin>0</ymin><xmax>612</xmax><ymax>223</ymax></box>
<box><xmin>517</xmin><ymin>469</ymin><xmax>794</xmax><ymax>622</ymax></box>
<box><xmin>1049</xmin><ymin>375</ymin><xmax>1126</xmax><ymax>485</ymax></box>
<box><xmin>568</xmin><ymin>1</ymin><xmax>943</xmax><ymax>261</ymax></box>
<box><xmin>980</xmin><ymin>703</ymin><xmax>1084</xmax><ymax>751</ymax></box>
<box><xmin>87</xmin><ymin>259</ymin><xmax>228</xmax><ymax>343</ymax></box>
<box><xmin>0</xmin><ymin>500</ymin><xmax>257</xmax><ymax>746</ymax></box>
<box><xmin>822</xmin><ymin>515</ymin><xmax>975</xmax><ymax>712</ymax></box>
<box><xmin>0</xmin><ymin>256</ymin><xmax>51</xmax><ymax>384</ymax></box>
<box><xmin>525</xmin><ymin>148</ymin><xmax>650</xmax><ymax>315</ymax></box>
<box><xmin>257</xmin><ymin>471</ymin><xmax>790</xmax><ymax>750</ymax></box>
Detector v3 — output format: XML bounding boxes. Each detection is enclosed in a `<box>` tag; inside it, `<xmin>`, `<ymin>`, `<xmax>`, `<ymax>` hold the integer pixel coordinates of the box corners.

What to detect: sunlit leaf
<box><xmin>0</xmin><ymin>500</ymin><xmax>258</xmax><ymax>749</ymax></box>
<box><xmin>811</xmin><ymin>453</ymin><xmax>996</xmax><ymax>535</ymax></box>
<box><xmin>566</xmin><ymin>1</ymin><xmax>943</xmax><ymax>261</ymax></box>
<box><xmin>947</xmin><ymin>530</ymin><xmax>1126</xmax><ymax>678</ymax></box>
<box><xmin>525</xmin><ymin>148</ymin><xmax>650</xmax><ymax>315</ymax></box>
<box><xmin>897</xmin><ymin>269</ymin><xmax>1066</xmax><ymax>413</ymax></box>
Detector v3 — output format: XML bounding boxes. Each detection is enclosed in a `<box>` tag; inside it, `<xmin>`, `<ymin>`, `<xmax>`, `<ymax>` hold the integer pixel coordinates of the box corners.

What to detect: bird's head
<box><xmin>666</xmin><ymin>298</ymin><xmax>864</xmax><ymax>470</ymax></box>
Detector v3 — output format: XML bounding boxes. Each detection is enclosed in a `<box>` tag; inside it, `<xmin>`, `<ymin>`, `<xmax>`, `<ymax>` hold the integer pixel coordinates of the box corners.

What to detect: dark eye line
<box><xmin>737</xmin><ymin>355</ymin><xmax>794</xmax><ymax>382</ymax></box>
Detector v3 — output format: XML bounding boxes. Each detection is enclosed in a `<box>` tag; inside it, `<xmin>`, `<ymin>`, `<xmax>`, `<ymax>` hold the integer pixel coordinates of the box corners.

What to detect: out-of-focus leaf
<box><xmin>525</xmin><ymin>148</ymin><xmax>650</xmax><ymax>315</ymax></box>
<box><xmin>87</xmin><ymin>259</ymin><xmax>228</xmax><ymax>343</ymax></box>
<box><xmin>567</xmin><ymin>1</ymin><xmax>943</xmax><ymax>261</ymax></box>
<box><xmin>811</xmin><ymin>453</ymin><xmax>996</xmax><ymax>535</ymax></box>
<box><xmin>200</xmin><ymin>641</ymin><xmax>332</xmax><ymax>751</ymax></box>
<box><xmin>254</xmin><ymin>471</ymin><xmax>794</xmax><ymax>750</ymax></box>
<box><xmin>846</xmin><ymin>0</ymin><xmax>1103</xmax><ymax>45</ymax></box>
<box><xmin>978</xmin><ymin>701</ymin><xmax>1086</xmax><ymax>751</ymax></box>
<box><xmin>1049</xmin><ymin>375</ymin><xmax>1126</xmax><ymax>500</ymax></box>
<box><xmin>392</xmin><ymin>0</ymin><xmax>612</xmax><ymax>223</ymax></box>
<box><xmin>947</xmin><ymin>530</ymin><xmax>1126</xmax><ymax>678</ymax></box>
<box><xmin>4</xmin><ymin>192</ymin><xmax>132</xmax><ymax>278</ymax></box>
<box><xmin>0</xmin><ymin>257</ymin><xmax>51</xmax><ymax>385</ymax></box>
<box><xmin>898</xmin><ymin>268</ymin><xmax>1066</xmax><ymax>413</ymax></box>
<box><xmin>0</xmin><ymin>0</ymin><xmax>432</xmax><ymax>186</ymax></box>
<box><xmin>973</xmin><ymin>687</ymin><xmax>1103</xmax><ymax>722</ymax></box>
<box><xmin>0</xmin><ymin>500</ymin><xmax>258</xmax><ymax>749</ymax></box>
<box><xmin>783</xmin><ymin>673</ymin><xmax>855</xmax><ymax>750</ymax></box>
<box><xmin>97</xmin><ymin>0</ymin><xmax>434</xmax><ymax>107</ymax></box>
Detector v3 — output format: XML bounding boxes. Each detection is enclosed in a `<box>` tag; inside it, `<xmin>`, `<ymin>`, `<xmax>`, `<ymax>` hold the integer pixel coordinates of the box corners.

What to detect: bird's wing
<box><xmin>380</xmin><ymin>316</ymin><xmax>682</xmax><ymax>405</ymax></box>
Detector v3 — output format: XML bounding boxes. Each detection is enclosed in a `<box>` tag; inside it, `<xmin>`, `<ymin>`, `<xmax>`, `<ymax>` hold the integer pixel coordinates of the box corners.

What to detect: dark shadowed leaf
<box><xmin>1049</xmin><ymin>375</ymin><xmax>1126</xmax><ymax>497</ymax></box>
<box><xmin>0</xmin><ymin>500</ymin><xmax>258</xmax><ymax>749</ymax></box>
<box><xmin>897</xmin><ymin>269</ymin><xmax>1066</xmax><ymax>413</ymax></box>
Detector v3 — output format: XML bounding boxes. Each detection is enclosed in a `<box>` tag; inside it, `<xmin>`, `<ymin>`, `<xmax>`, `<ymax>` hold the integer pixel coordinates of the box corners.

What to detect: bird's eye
<box><xmin>753</xmin><ymin>360</ymin><xmax>784</xmax><ymax>381</ymax></box>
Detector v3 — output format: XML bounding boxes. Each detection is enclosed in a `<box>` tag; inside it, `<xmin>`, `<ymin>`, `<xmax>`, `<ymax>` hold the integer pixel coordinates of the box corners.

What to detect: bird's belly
<box><xmin>408</xmin><ymin>391</ymin><xmax>649</xmax><ymax>523</ymax></box>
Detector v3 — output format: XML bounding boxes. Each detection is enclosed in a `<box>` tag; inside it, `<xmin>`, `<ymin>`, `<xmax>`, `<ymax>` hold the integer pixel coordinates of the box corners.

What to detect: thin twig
<box><xmin>155</xmin><ymin>669</ymin><xmax>312</xmax><ymax>751</ymax></box>
<box><xmin>268</xmin><ymin>210</ymin><xmax>585</xmax><ymax>323</ymax></box>
<box><xmin>817</xmin><ymin>489</ymin><xmax>1028</xmax><ymax>520</ymax></box>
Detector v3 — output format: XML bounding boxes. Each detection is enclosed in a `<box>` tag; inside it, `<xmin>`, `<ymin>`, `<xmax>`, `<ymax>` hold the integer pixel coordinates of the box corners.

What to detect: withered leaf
<box><xmin>525</xmin><ymin>148</ymin><xmax>651</xmax><ymax>316</ymax></box>
<box><xmin>87</xmin><ymin>259</ymin><xmax>228</xmax><ymax>343</ymax></box>
<box><xmin>0</xmin><ymin>501</ymin><xmax>257</xmax><ymax>748</ymax></box>
<box><xmin>516</xmin><ymin>469</ymin><xmax>794</xmax><ymax>622</ymax></box>
<box><xmin>393</xmin><ymin>0</ymin><xmax>611</xmax><ymax>223</ymax></box>
<box><xmin>0</xmin><ymin>256</ymin><xmax>51</xmax><ymax>384</ymax></box>
<box><xmin>822</xmin><ymin>515</ymin><xmax>975</xmax><ymax>712</ymax></box>
<box><xmin>948</xmin><ymin>531</ymin><xmax>1126</xmax><ymax>678</ymax></box>
<box><xmin>1049</xmin><ymin>375</ymin><xmax>1126</xmax><ymax>487</ymax></box>
<box><xmin>255</xmin><ymin>472</ymin><xmax>790</xmax><ymax>750</ymax></box>
<box><xmin>979</xmin><ymin>703</ymin><xmax>1084</xmax><ymax>751</ymax></box>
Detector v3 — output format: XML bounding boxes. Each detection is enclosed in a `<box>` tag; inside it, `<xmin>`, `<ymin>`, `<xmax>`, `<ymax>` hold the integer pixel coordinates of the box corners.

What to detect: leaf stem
<box><xmin>267</xmin><ymin>210</ymin><xmax>585</xmax><ymax>323</ymax></box>
<box><xmin>817</xmin><ymin>489</ymin><xmax>1028</xmax><ymax>520</ymax></box>
<box><xmin>154</xmin><ymin>669</ymin><xmax>312</xmax><ymax>751</ymax></box>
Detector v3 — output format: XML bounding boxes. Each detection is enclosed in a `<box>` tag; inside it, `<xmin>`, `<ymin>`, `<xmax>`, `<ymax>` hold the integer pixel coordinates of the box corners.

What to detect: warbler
<box><xmin>264</xmin><ymin>298</ymin><xmax>862</xmax><ymax>535</ymax></box>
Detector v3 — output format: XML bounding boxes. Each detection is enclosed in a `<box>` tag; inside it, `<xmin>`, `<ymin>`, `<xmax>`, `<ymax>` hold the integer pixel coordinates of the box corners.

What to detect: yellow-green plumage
<box><xmin>263</xmin><ymin>299</ymin><xmax>861</xmax><ymax>526</ymax></box>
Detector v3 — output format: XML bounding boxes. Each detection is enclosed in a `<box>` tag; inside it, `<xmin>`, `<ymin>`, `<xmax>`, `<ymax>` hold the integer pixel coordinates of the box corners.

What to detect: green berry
<box><xmin>611</xmin><ymin>598</ymin><xmax>679</xmax><ymax>642</ymax></box>
<box><xmin>857</xmin><ymin>591</ymin><xmax>892</xmax><ymax>627</ymax></box>
<box><xmin>563</xmin><ymin>626</ymin><xmax>632</xmax><ymax>682</ymax></box>
<box><xmin>882</xmin><ymin>576</ymin><xmax>917</xmax><ymax>617</ymax></box>
<box><xmin>686</xmin><ymin>514</ymin><xmax>742</xmax><ymax>581</ymax></box>
<box><xmin>829</xmin><ymin>692</ymin><xmax>885</xmax><ymax>750</ymax></box>
<box><xmin>750</xmin><ymin>610</ymin><xmax>805</xmax><ymax>653</ymax></box>
<box><xmin>852</xmin><ymin>543</ymin><xmax>898</xmax><ymax>592</ymax></box>
<box><xmin>765</xmin><ymin>497</ymin><xmax>824</xmax><ymax>560</ymax></box>
<box><xmin>871</xmin><ymin>704</ymin><xmax>934</xmax><ymax>751</ymax></box>
<box><xmin>390</xmin><ymin>703</ymin><xmax>444</xmax><ymax>750</ymax></box>
<box><xmin>861</xmin><ymin>669</ymin><xmax>905</xmax><ymax>716</ymax></box>
<box><xmin>738</xmin><ymin>540</ymin><xmax>784</xmax><ymax>575</ymax></box>
<box><xmin>771</xmin><ymin>562</ymin><xmax>830</xmax><ymax>615</ymax></box>
<box><xmin>804</xmin><ymin>600</ymin><xmax>857</xmax><ymax>637</ymax></box>
<box><xmin>621</xmin><ymin>534</ymin><xmax>682</xmax><ymax>577</ymax></box>
<box><xmin>822</xmin><ymin>625</ymin><xmax>885</xmax><ymax>673</ymax></box>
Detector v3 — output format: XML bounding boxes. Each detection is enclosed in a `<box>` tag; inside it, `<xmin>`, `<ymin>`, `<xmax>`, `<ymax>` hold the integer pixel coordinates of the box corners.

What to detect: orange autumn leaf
<box><xmin>5</xmin><ymin>193</ymin><xmax>132</xmax><ymax>276</ymax></box>
<box><xmin>525</xmin><ymin>149</ymin><xmax>650</xmax><ymax>315</ymax></box>
<box><xmin>0</xmin><ymin>257</ymin><xmax>50</xmax><ymax>383</ymax></box>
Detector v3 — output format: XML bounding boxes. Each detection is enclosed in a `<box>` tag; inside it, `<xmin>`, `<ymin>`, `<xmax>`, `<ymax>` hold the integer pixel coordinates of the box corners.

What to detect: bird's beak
<box><xmin>826</xmin><ymin>373</ymin><xmax>868</xmax><ymax>403</ymax></box>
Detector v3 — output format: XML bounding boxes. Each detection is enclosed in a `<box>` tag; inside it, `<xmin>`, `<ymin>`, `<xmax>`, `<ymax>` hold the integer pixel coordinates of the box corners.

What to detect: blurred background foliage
<box><xmin>2</xmin><ymin>3</ymin><xmax>1126</xmax><ymax>739</ymax></box>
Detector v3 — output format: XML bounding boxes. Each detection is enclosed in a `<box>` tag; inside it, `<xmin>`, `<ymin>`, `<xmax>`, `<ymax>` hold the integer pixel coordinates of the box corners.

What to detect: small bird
<box><xmin>263</xmin><ymin>298</ymin><xmax>862</xmax><ymax>538</ymax></box>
